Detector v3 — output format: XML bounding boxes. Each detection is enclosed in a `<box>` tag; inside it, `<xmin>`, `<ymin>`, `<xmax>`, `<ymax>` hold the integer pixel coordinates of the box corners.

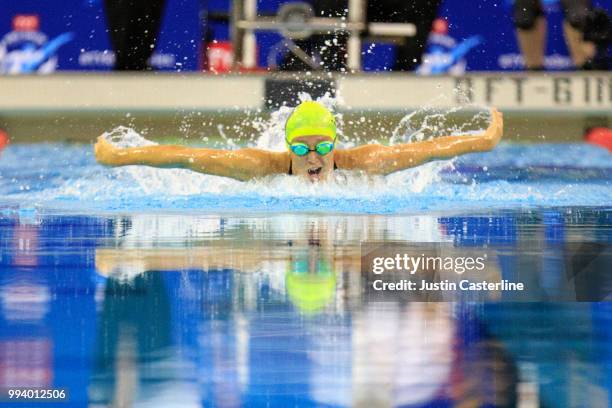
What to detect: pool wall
<box><xmin>0</xmin><ymin>72</ymin><xmax>609</xmax><ymax>143</ymax></box>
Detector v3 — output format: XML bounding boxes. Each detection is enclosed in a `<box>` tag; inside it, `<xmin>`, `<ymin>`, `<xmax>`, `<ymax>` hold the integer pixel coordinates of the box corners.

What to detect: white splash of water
<box><xmin>103</xmin><ymin>126</ymin><xmax>157</xmax><ymax>148</ymax></box>
<box><xmin>253</xmin><ymin>104</ymin><xmax>293</xmax><ymax>151</ymax></box>
<box><xmin>390</xmin><ymin>105</ymin><xmax>489</xmax><ymax>145</ymax></box>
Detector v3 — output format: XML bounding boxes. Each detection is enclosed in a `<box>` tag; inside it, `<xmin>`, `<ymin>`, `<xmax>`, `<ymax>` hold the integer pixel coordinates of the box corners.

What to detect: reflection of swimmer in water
<box><xmin>95</xmin><ymin>101</ymin><xmax>503</xmax><ymax>182</ymax></box>
<box><xmin>95</xmin><ymin>219</ymin><xmax>346</xmax><ymax>313</ymax></box>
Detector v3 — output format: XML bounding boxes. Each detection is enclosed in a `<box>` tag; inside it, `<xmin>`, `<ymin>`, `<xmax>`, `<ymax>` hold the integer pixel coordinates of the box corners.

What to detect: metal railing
<box><xmin>231</xmin><ymin>0</ymin><xmax>416</xmax><ymax>71</ymax></box>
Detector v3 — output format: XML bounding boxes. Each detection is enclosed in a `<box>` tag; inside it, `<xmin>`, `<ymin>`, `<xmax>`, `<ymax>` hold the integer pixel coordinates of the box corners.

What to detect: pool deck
<box><xmin>0</xmin><ymin>72</ymin><xmax>610</xmax><ymax>143</ymax></box>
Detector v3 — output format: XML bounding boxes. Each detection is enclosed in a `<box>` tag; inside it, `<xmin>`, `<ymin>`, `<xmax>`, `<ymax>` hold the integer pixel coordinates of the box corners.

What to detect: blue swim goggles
<box><xmin>288</xmin><ymin>141</ymin><xmax>335</xmax><ymax>156</ymax></box>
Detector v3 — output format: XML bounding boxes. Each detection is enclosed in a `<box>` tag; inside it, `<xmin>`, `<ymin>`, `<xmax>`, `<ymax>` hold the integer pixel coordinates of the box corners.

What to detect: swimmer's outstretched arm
<box><xmin>336</xmin><ymin>108</ymin><xmax>503</xmax><ymax>175</ymax></box>
<box><xmin>94</xmin><ymin>136</ymin><xmax>290</xmax><ymax>181</ymax></box>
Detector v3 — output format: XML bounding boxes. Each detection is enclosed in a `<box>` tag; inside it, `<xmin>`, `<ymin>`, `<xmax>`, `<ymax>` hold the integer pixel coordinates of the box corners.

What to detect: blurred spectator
<box><xmin>512</xmin><ymin>0</ymin><xmax>606</xmax><ymax>70</ymax></box>
<box><xmin>104</xmin><ymin>0</ymin><xmax>166</xmax><ymax>70</ymax></box>
<box><xmin>582</xmin><ymin>7</ymin><xmax>611</xmax><ymax>70</ymax></box>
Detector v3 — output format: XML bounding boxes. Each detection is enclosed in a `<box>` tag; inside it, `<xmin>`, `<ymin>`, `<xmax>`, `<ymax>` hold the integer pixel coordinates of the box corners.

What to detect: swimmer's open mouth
<box><xmin>308</xmin><ymin>167</ymin><xmax>322</xmax><ymax>176</ymax></box>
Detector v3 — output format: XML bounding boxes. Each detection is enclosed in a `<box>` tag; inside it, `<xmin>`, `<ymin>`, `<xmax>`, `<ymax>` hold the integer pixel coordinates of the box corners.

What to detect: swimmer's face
<box><xmin>290</xmin><ymin>135</ymin><xmax>335</xmax><ymax>182</ymax></box>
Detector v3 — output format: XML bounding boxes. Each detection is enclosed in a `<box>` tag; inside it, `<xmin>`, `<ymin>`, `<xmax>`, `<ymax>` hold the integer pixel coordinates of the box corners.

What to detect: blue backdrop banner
<box><xmin>0</xmin><ymin>0</ymin><xmax>202</xmax><ymax>73</ymax></box>
<box><xmin>1</xmin><ymin>0</ymin><xmax>609</xmax><ymax>72</ymax></box>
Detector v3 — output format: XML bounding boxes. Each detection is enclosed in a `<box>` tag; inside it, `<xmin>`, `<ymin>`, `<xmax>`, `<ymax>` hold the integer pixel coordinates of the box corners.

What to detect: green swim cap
<box><xmin>285</xmin><ymin>101</ymin><xmax>336</xmax><ymax>146</ymax></box>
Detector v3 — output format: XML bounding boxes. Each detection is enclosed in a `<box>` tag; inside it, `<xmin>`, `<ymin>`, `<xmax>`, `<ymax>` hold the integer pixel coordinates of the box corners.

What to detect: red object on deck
<box><xmin>12</xmin><ymin>15</ymin><xmax>39</xmax><ymax>32</ymax></box>
<box><xmin>432</xmin><ymin>18</ymin><xmax>449</xmax><ymax>35</ymax></box>
<box><xmin>0</xmin><ymin>130</ymin><xmax>9</xmax><ymax>153</ymax></box>
<box><xmin>585</xmin><ymin>127</ymin><xmax>612</xmax><ymax>153</ymax></box>
<box><xmin>206</xmin><ymin>41</ymin><xmax>234</xmax><ymax>73</ymax></box>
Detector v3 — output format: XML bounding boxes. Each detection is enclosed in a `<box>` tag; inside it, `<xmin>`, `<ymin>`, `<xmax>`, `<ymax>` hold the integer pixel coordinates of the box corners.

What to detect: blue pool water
<box><xmin>0</xmin><ymin>210</ymin><xmax>611</xmax><ymax>407</ymax></box>
<box><xmin>0</xmin><ymin>138</ymin><xmax>611</xmax><ymax>407</ymax></box>
<box><xmin>0</xmin><ymin>142</ymin><xmax>610</xmax><ymax>213</ymax></box>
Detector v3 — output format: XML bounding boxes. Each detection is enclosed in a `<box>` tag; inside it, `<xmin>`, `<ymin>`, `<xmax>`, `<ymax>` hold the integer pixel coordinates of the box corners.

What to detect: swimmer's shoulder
<box><xmin>240</xmin><ymin>148</ymin><xmax>290</xmax><ymax>175</ymax></box>
<box><xmin>273</xmin><ymin>150</ymin><xmax>291</xmax><ymax>174</ymax></box>
<box><xmin>334</xmin><ymin>148</ymin><xmax>348</xmax><ymax>169</ymax></box>
<box><xmin>334</xmin><ymin>145</ymin><xmax>383</xmax><ymax>171</ymax></box>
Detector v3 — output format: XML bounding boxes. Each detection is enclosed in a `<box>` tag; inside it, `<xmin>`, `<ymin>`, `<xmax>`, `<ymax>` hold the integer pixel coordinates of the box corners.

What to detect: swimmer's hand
<box><xmin>94</xmin><ymin>136</ymin><xmax>122</xmax><ymax>166</ymax></box>
<box><xmin>483</xmin><ymin>108</ymin><xmax>503</xmax><ymax>149</ymax></box>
